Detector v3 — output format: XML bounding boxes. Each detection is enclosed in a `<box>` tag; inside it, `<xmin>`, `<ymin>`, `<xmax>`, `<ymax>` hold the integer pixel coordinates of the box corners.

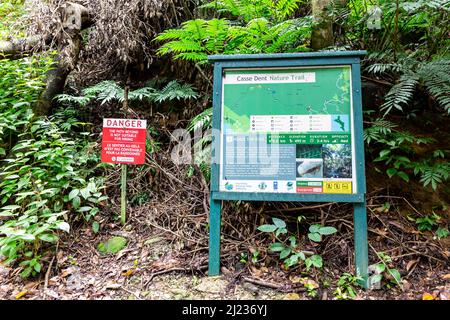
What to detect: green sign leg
<box><xmin>353</xmin><ymin>200</ymin><xmax>369</xmax><ymax>289</ymax></box>
<box><xmin>121</xmin><ymin>164</ymin><xmax>127</xmax><ymax>225</ymax></box>
<box><xmin>208</xmin><ymin>198</ymin><xmax>222</xmax><ymax>276</ymax></box>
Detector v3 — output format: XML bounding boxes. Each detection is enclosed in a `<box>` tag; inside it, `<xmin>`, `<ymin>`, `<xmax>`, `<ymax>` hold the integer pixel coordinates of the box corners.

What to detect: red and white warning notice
<box><xmin>101</xmin><ymin>118</ymin><xmax>147</xmax><ymax>165</ymax></box>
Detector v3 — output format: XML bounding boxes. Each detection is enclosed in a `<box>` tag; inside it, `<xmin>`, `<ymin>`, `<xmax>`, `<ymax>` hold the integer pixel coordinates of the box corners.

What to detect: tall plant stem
<box><xmin>393</xmin><ymin>0</ymin><xmax>399</xmax><ymax>61</ymax></box>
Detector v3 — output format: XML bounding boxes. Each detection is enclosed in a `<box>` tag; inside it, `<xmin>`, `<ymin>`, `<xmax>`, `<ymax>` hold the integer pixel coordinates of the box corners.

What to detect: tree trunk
<box><xmin>1</xmin><ymin>2</ymin><xmax>92</xmax><ymax>116</ymax></box>
<box><xmin>310</xmin><ymin>0</ymin><xmax>348</xmax><ymax>50</ymax></box>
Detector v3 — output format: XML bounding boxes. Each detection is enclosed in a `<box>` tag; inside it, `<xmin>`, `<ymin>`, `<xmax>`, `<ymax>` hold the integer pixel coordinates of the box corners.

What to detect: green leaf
<box><xmin>272</xmin><ymin>217</ymin><xmax>286</xmax><ymax>228</ymax></box>
<box><xmin>373</xmin><ymin>263</ymin><xmax>386</xmax><ymax>274</ymax></box>
<box><xmin>318</xmin><ymin>226</ymin><xmax>337</xmax><ymax>235</ymax></box>
<box><xmin>38</xmin><ymin>233</ymin><xmax>58</xmax><ymax>243</ymax></box>
<box><xmin>20</xmin><ymin>267</ymin><xmax>32</xmax><ymax>278</ymax></box>
<box><xmin>309</xmin><ymin>255</ymin><xmax>323</xmax><ymax>268</ymax></box>
<box><xmin>34</xmin><ymin>262</ymin><xmax>41</xmax><ymax>273</ymax></box>
<box><xmin>1</xmin><ymin>205</ymin><xmax>21</xmax><ymax>211</ymax></box>
<box><xmin>72</xmin><ymin>196</ymin><xmax>81</xmax><ymax>209</ymax></box>
<box><xmin>80</xmin><ymin>188</ymin><xmax>91</xmax><ymax>199</ymax></box>
<box><xmin>92</xmin><ymin>221</ymin><xmax>100</xmax><ymax>234</ymax></box>
<box><xmin>397</xmin><ymin>171</ymin><xmax>409</xmax><ymax>182</ymax></box>
<box><xmin>388</xmin><ymin>268</ymin><xmax>401</xmax><ymax>285</ymax></box>
<box><xmin>269</xmin><ymin>242</ymin><xmax>285</xmax><ymax>252</ymax></box>
<box><xmin>68</xmin><ymin>189</ymin><xmax>79</xmax><ymax>200</ymax></box>
<box><xmin>379</xmin><ymin>149</ymin><xmax>391</xmax><ymax>158</ymax></box>
<box><xmin>369</xmin><ymin>274</ymin><xmax>383</xmax><ymax>286</ymax></box>
<box><xmin>257</xmin><ymin>224</ymin><xmax>277</xmax><ymax>233</ymax></box>
<box><xmin>280</xmin><ymin>248</ymin><xmax>291</xmax><ymax>259</ymax></box>
<box><xmin>78</xmin><ymin>206</ymin><xmax>92</xmax><ymax>212</ymax></box>
<box><xmin>5</xmin><ymin>175</ymin><xmax>19</xmax><ymax>180</ymax></box>
<box><xmin>309</xmin><ymin>224</ymin><xmax>321</xmax><ymax>233</ymax></box>
<box><xmin>55</xmin><ymin>221</ymin><xmax>70</xmax><ymax>233</ymax></box>
<box><xmin>386</xmin><ymin>168</ymin><xmax>397</xmax><ymax>178</ymax></box>
<box><xmin>308</xmin><ymin>232</ymin><xmax>322</xmax><ymax>242</ymax></box>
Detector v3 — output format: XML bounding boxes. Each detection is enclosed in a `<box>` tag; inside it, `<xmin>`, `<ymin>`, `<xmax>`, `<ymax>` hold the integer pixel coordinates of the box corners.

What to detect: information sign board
<box><xmin>220</xmin><ymin>66</ymin><xmax>356</xmax><ymax>195</ymax></box>
<box><xmin>207</xmin><ymin>52</ymin><xmax>369</xmax><ymax>288</ymax></box>
<box><xmin>101</xmin><ymin>118</ymin><xmax>147</xmax><ymax>165</ymax></box>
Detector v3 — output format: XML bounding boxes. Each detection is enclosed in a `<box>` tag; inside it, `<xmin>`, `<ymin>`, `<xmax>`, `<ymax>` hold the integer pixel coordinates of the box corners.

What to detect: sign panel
<box><xmin>101</xmin><ymin>118</ymin><xmax>147</xmax><ymax>165</ymax></box>
<box><xmin>219</xmin><ymin>66</ymin><xmax>356</xmax><ymax>194</ymax></box>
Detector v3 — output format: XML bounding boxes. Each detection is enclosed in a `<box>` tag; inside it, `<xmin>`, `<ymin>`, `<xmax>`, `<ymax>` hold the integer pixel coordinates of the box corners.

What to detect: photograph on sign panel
<box><xmin>322</xmin><ymin>144</ymin><xmax>352</xmax><ymax>178</ymax></box>
<box><xmin>296</xmin><ymin>159</ymin><xmax>323</xmax><ymax>179</ymax></box>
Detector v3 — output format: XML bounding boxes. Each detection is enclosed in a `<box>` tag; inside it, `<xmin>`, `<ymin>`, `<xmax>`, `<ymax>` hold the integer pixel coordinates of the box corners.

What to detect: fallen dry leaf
<box><xmin>406</xmin><ymin>259</ymin><xmax>419</xmax><ymax>272</ymax></box>
<box><xmin>122</xmin><ymin>268</ymin><xmax>136</xmax><ymax>277</ymax></box>
<box><xmin>422</xmin><ymin>292</ymin><xmax>434</xmax><ymax>300</ymax></box>
<box><xmin>284</xmin><ymin>293</ymin><xmax>301</xmax><ymax>300</ymax></box>
<box><xmin>289</xmin><ymin>275</ymin><xmax>303</xmax><ymax>284</ymax></box>
<box><xmin>442</xmin><ymin>274</ymin><xmax>450</xmax><ymax>280</ymax></box>
<box><xmin>105</xmin><ymin>282</ymin><xmax>122</xmax><ymax>290</ymax></box>
<box><xmin>15</xmin><ymin>290</ymin><xmax>28</xmax><ymax>299</ymax></box>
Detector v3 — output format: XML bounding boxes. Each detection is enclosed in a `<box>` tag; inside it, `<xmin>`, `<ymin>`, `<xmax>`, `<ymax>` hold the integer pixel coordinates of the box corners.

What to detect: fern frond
<box><xmin>363</xmin><ymin>119</ymin><xmax>397</xmax><ymax>144</ymax></box>
<box><xmin>173</xmin><ymin>52</ymin><xmax>209</xmax><ymax>62</ymax></box>
<box><xmin>154</xmin><ymin>80</ymin><xmax>198</xmax><ymax>103</ymax></box>
<box><xmin>154</xmin><ymin>28</ymin><xmax>186</xmax><ymax>42</ymax></box>
<box><xmin>54</xmin><ymin>94</ymin><xmax>93</xmax><ymax>107</ymax></box>
<box><xmin>127</xmin><ymin>87</ymin><xmax>157</xmax><ymax>102</ymax></box>
<box><xmin>418</xmin><ymin>60</ymin><xmax>450</xmax><ymax>112</ymax></box>
<box><xmin>366</xmin><ymin>63</ymin><xmax>405</xmax><ymax>75</ymax></box>
<box><xmin>274</xmin><ymin>0</ymin><xmax>302</xmax><ymax>20</ymax></box>
<box><xmin>93</xmin><ymin>81</ymin><xmax>124</xmax><ymax>105</ymax></box>
<box><xmin>188</xmin><ymin>107</ymin><xmax>213</xmax><ymax>132</ymax></box>
<box><xmin>182</xmin><ymin>19</ymin><xmax>208</xmax><ymax>41</ymax></box>
<box><xmin>380</xmin><ymin>75</ymin><xmax>418</xmax><ymax>115</ymax></box>
<box><xmin>204</xmin><ymin>19</ymin><xmax>230</xmax><ymax>53</ymax></box>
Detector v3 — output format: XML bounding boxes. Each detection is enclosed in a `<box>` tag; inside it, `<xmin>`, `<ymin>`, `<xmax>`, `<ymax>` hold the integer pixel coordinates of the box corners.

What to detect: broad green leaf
<box><xmin>80</xmin><ymin>188</ymin><xmax>91</xmax><ymax>199</ymax></box>
<box><xmin>68</xmin><ymin>189</ymin><xmax>79</xmax><ymax>200</ymax></box>
<box><xmin>72</xmin><ymin>196</ymin><xmax>81</xmax><ymax>209</ymax></box>
<box><xmin>373</xmin><ymin>263</ymin><xmax>386</xmax><ymax>273</ymax></box>
<box><xmin>370</xmin><ymin>274</ymin><xmax>383</xmax><ymax>286</ymax></box>
<box><xmin>272</xmin><ymin>217</ymin><xmax>286</xmax><ymax>228</ymax></box>
<box><xmin>92</xmin><ymin>221</ymin><xmax>100</xmax><ymax>234</ymax></box>
<box><xmin>38</xmin><ymin>233</ymin><xmax>58</xmax><ymax>243</ymax></box>
<box><xmin>388</xmin><ymin>268</ymin><xmax>401</xmax><ymax>285</ymax></box>
<box><xmin>379</xmin><ymin>149</ymin><xmax>391</xmax><ymax>158</ymax></box>
<box><xmin>55</xmin><ymin>221</ymin><xmax>70</xmax><ymax>233</ymax></box>
<box><xmin>78</xmin><ymin>206</ymin><xmax>92</xmax><ymax>212</ymax></box>
<box><xmin>280</xmin><ymin>248</ymin><xmax>291</xmax><ymax>259</ymax></box>
<box><xmin>319</xmin><ymin>226</ymin><xmax>337</xmax><ymax>235</ymax></box>
<box><xmin>309</xmin><ymin>255</ymin><xmax>323</xmax><ymax>268</ymax></box>
<box><xmin>308</xmin><ymin>232</ymin><xmax>322</xmax><ymax>242</ymax></box>
<box><xmin>5</xmin><ymin>175</ymin><xmax>19</xmax><ymax>180</ymax></box>
<box><xmin>34</xmin><ymin>262</ymin><xmax>41</xmax><ymax>273</ymax></box>
<box><xmin>1</xmin><ymin>205</ymin><xmax>21</xmax><ymax>211</ymax></box>
<box><xmin>257</xmin><ymin>224</ymin><xmax>277</xmax><ymax>233</ymax></box>
<box><xmin>397</xmin><ymin>171</ymin><xmax>409</xmax><ymax>182</ymax></box>
<box><xmin>386</xmin><ymin>168</ymin><xmax>397</xmax><ymax>178</ymax></box>
<box><xmin>269</xmin><ymin>242</ymin><xmax>285</xmax><ymax>252</ymax></box>
<box><xmin>309</xmin><ymin>224</ymin><xmax>321</xmax><ymax>233</ymax></box>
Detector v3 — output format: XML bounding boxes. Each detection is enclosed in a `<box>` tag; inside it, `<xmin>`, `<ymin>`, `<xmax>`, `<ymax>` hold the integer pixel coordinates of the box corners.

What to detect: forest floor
<box><xmin>0</xmin><ymin>193</ymin><xmax>449</xmax><ymax>300</ymax></box>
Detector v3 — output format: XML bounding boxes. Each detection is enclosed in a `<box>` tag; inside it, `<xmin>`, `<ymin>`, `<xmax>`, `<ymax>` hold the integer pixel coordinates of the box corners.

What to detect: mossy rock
<box><xmin>97</xmin><ymin>236</ymin><xmax>128</xmax><ymax>255</ymax></box>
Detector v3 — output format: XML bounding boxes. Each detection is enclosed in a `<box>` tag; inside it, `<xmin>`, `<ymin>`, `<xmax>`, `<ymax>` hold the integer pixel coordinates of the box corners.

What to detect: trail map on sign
<box><xmin>219</xmin><ymin>66</ymin><xmax>356</xmax><ymax>194</ymax></box>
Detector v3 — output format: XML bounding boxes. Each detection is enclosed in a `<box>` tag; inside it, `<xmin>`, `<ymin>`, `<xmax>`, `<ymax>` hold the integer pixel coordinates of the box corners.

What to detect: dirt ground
<box><xmin>0</xmin><ymin>202</ymin><xmax>449</xmax><ymax>301</ymax></box>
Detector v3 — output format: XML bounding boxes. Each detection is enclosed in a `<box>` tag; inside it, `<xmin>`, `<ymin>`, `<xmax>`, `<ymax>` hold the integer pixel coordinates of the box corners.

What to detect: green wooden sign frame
<box><xmin>208</xmin><ymin>51</ymin><xmax>369</xmax><ymax>288</ymax></box>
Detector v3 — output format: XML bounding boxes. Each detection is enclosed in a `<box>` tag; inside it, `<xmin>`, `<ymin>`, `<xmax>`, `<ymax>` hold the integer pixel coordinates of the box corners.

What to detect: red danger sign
<box><xmin>101</xmin><ymin>118</ymin><xmax>147</xmax><ymax>165</ymax></box>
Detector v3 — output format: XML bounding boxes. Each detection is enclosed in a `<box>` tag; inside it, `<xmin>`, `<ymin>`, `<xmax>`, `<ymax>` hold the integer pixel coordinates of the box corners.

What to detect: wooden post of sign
<box><xmin>121</xmin><ymin>163</ymin><xmax>127</xmax><ymax>225</ymax></box>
